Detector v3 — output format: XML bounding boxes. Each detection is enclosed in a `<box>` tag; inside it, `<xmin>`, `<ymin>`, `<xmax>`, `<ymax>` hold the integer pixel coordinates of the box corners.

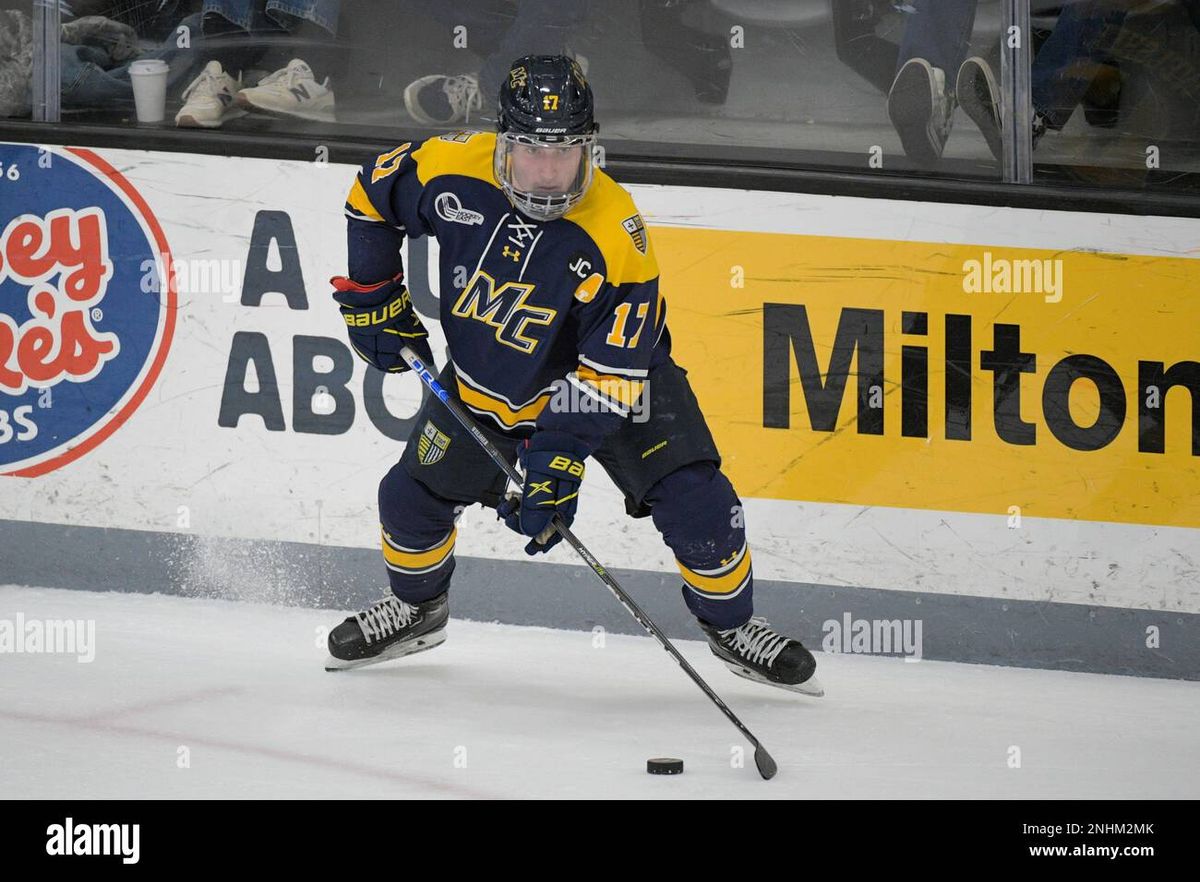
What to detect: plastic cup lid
<box><xmin>129</xmin><ymin>59</ymin><xmax>169</xmax><ymax>74</ymax></box>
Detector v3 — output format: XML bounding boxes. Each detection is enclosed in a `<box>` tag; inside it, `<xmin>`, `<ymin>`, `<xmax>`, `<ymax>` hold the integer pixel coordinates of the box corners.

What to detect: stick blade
<box><xmin>754</xmin><ymin>745</ymin><xmax>777</xmax><ymax>780</ymax></box>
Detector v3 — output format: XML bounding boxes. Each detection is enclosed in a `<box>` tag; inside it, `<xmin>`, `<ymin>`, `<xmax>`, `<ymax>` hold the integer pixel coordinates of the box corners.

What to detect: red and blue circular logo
<box><xmin>0</xmin><ymin>145</ymin><xmax>176</xmax><ymax>476</ymax></box>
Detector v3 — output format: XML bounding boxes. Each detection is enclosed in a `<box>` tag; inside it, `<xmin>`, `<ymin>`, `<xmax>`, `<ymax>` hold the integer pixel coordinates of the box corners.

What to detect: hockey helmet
<box><xmin>494</xmin><ymin>54</ymin><xmax>597</xmax><ymax>221</ymax></box>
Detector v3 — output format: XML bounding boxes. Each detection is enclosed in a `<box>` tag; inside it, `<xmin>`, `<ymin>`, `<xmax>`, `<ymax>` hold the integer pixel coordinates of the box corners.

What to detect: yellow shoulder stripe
<box><xmin>565</xmin><ymin>170</ymin><xmax>658</xmax><ymax>286</ymax></box>
<box><xmin>345</xmin><ymin>177</ymin><xmax>385</xmax><ymax>222</ymax></box>
<box><xmin>412</xmin><ymin>131</ymin><xmax>498</xmax><ymax>188</ymax></box>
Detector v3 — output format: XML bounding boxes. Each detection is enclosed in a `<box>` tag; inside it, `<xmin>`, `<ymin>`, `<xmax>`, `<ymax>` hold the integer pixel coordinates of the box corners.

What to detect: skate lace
<box><xmin>356</xmin><ymin>596</ymin><xmax>418</xmax><ymax>645</ymax></box>
<box><xmin>720</xmin><ymin>617</ymin><xmax>789</xmax><ymax>667</ymax></box>
<box><xmin>443</xmin><ymin>75</ymin><xmax>482</xmax><ymax>122</ymax></box>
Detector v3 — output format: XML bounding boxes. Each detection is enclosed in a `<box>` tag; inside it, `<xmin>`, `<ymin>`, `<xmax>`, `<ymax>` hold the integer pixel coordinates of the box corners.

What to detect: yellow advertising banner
<box><xmin>654</xmin><ymin>227</ymin><xmax>1200</xmax><ymax>529</ymax></box>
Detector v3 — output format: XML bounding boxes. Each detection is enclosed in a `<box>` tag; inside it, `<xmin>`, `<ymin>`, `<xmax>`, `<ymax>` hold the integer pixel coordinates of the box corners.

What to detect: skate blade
<box><xmin>722</xmin><ymin>660</ymin><xmax>825</xmax><ymax>697</ymax></box>
<box><xmin>324</xmin><ymin>629</ymin><xmax>446</xmax><ymax>672</ymax></box>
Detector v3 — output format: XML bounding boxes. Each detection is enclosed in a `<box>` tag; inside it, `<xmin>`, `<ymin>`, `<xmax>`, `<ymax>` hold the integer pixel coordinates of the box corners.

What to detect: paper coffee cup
<box><xmin>129</xmin><ymin>59</ymin><xmax>169</xmax><ymax>123</ymax></box>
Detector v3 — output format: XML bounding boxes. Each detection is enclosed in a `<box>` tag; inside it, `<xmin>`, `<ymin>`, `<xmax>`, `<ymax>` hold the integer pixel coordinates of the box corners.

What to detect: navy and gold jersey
<box><xmin>343</xmin><ymin>130</ymin><xmax>671</xmax><ymax>449</ymax></box>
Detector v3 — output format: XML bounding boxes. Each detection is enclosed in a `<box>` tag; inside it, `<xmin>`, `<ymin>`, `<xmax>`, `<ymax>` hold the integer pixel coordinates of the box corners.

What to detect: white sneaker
<box><xmin>403</xmin><ymin>74</ymin><xmax>482</xmax><ymax>126</ymax></box>
<box><xmin>887</xmin><ymin>57</ymin><xmax>955</xmax><ymax>167</ymax></box>
<box><xmin>957</xmin><ymin>56</ymin><xmax>1002</xmax><ymax>162</ymax></box>
<box><xmin>236</xmin><ymin>58</ymin><xmax>335</xmax><ymax>122</ymax></box>
<box><xmin>175</xmin><ymin>60</ymin><xmax>247</xmax><ymax>129</ymax></box>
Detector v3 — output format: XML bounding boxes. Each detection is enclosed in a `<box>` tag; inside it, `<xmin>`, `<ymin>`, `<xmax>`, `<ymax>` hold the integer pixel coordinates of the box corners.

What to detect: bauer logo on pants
<box><xmin>0</xmin><ymin>145</ymin><xmax>176</xmax><ymax>477</ymax></box>
<box><xmin>417</xmin><ymin>420</ymin><xmax>451</xmax><ymax>465</ymax></box>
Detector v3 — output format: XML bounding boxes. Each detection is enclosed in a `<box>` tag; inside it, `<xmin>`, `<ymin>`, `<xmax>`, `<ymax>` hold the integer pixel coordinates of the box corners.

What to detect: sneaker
<box><xmin>175</xmin><ymin>60</ymin><xmax>247</xmax><ymax>129</ymax></box>
<box><xmin>699</xmin><ymin>615</ymin><xmax>824</xmax><ymax>697</ymax></box>
<box><xmin>236</xmin><ymin>58</ymin><xmax>335</xmax><ymax>122</ymax></box>
<box><xmin>325</xmin><ymin>592</ymin><xmax>448</xmax><ymax>671</ymax></box>
<box><xmin>956</xmin><ymin>56</ymin><xmax>1002</xmax><ymax>162</ymax></box>
<box><xmin>887</xmin><ymin>57</ymin><xmax>955</xmax><ymax>167</ymax></box>
<box><xmin>403</xmin><ymin>74</ymin><xmax>482</xmax><ymax>126</ymax></box>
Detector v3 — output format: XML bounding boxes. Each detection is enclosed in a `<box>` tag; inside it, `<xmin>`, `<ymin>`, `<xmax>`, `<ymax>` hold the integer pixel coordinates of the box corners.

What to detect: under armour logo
<box><xmin>502</xmin><ymin>246</ymin><xmax>521</xmax><ymax>261</ymax></box>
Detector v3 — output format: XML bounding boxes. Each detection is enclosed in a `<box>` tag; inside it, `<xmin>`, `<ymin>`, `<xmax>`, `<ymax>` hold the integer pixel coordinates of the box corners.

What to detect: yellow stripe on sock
<box><xmin>381</xmin><ymin>527</ymin><xmax>457</xmax><ymax>571</ymax></box>
<box><xmin>678</xmin><ymin>547</ymin><xmax>752</xmax><ymax>596</ymax></box>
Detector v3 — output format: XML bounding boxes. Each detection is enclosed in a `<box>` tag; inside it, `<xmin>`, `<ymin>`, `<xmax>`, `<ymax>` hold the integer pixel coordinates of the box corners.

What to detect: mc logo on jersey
<box><xmin>0</xmin><ymin>145</ymin><xmax>176</xmax><ymax>477</ymax></box>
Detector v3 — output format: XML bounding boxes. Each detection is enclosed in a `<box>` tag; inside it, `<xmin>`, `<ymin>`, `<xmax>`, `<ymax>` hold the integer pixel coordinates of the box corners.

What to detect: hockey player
<box><xmin>324</xmin><ymin>55</ymin><xmax>821</xmax><ymax>696</ymax></box>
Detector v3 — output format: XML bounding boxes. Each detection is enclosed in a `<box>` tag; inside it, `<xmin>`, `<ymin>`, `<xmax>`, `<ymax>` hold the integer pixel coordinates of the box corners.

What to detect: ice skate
<box><xmin>699</xmin><ymin>616</ymin><xmax>824</xmax><ymax>697</ymax></box>
<box><xmin>325</xmin><ymin>592</ymin><xmax>447</xmax><ymax>671</ymax></box>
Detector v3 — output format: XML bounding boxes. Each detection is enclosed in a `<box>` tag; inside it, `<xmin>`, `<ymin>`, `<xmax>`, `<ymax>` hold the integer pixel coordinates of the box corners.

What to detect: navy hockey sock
<box><xmin>378</xmin><ymin>461</ymin><xmax>461</xmax><ymax>603</ymax></box>
<box><xmin>646</xmin><ymin>461</ymin><xmax>754</xmax><ymax>630</ymax></box>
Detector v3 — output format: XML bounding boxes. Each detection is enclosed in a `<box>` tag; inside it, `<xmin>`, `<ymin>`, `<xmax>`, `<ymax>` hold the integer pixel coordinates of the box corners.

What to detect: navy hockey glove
<box><xmin>331</xmin><ymin>272</ymin><xmax>434</xmax><ymax>373</ymax></box>
<box><xmin>496</xmin><ymin>431</ymin><xmax>588</xmax><ymax>555</ymax></box>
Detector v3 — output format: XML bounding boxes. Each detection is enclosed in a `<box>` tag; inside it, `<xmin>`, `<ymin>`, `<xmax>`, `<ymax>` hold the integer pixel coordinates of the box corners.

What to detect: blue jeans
<box><xmin>1030</xmin><ymin>1</ymin><xmax>1129</xmax><ymax>129</ymax></box>
<box><xmin>62</xmin><ymin>12</ymin><xmax>207</xmax><ymax>108</ymax></box>
<box><xmin>897</xmin><ymin>0</ymin><xmax>979</xmax><ymax>77</ymax></box>
<box><xmin>202</xmin><ymin>0</ymin><xmax>342</xmax><ymax>36</ymax></box>
<box><xmin>406</xmin><ymin>0</ymin><xmax>588</xmax><ymax>99</ymax></box>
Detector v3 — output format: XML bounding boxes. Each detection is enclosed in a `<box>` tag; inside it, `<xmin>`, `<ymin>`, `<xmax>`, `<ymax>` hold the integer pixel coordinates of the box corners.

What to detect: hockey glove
<box><xmin>496</xmin><ymin>431</ymin><xmax>588</xmax><ymax>555</ymax></box>
<box><xmin>331</xmin><ymin>272</ymin><xmax>434</xmax><ymax>373</ymax></box>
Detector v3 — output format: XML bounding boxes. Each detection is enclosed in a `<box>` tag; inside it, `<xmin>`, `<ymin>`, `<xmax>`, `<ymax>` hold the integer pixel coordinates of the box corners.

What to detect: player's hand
<box><xmin>330</xmin><ymin>273</ymin><xmax>434</xmax><ymax>373</ymax></box>
<box><xmin>496</xmin><ymin>431</ymin><xmax>588</xmax><ymax>555</ymax></box>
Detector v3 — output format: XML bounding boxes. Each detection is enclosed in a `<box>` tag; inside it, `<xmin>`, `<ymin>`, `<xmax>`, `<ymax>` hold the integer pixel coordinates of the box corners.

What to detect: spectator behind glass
<box><xmin>175</xmin><ymin>0</ymin><xmax>341</xmax><ymax>127</ymax></box>
<box><xmin>395</xmin><ymin>0</ymin><xmax>730</xmax><ymax>129</ymax></box>
<box><xmin>0</xmin><ymin>1</ymin><xmax>204</xmax><ymax>117</ymax></box>
<box><xmin>866</xmin><ymin>1</ymin><xmax>1149</xmax><ymax>167</ymax></box>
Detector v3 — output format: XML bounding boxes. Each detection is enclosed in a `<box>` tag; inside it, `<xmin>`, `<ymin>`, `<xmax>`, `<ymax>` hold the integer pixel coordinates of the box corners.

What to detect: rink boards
<box><xmin>0</xmin><ymin>142</ymin><xmax>1197</xmax><ymax>678</ymax></box>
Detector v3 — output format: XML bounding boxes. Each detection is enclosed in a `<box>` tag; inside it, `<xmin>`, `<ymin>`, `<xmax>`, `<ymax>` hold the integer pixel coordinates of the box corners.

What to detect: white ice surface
<box><xmin>1</xmin><ymin>585</ymin><xmax>1196</xmax><ymax>800</ymax></box>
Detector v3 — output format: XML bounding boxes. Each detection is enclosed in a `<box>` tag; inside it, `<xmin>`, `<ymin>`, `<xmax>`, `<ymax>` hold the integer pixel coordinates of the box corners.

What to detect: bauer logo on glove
<box><xmin>496</xmin><ymin>431</ymin><xmax>589</xmax><ymax>555</ymax></box>
<box><xmin>330</xmin><ymin>272</ymin><xmax>434</xmax><ymax>373</ymax></box>
<box><xmin>341</xmin><ymin>290</ymin><xmax>413</xmax><ymax>327</ymax></box>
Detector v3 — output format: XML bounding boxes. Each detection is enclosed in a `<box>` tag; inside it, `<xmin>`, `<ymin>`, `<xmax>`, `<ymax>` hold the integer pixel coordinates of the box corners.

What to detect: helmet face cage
<box><xmin>494</xmin><ymin>130</ymin><xmax>596</xmax><ymax>222</ymax></box>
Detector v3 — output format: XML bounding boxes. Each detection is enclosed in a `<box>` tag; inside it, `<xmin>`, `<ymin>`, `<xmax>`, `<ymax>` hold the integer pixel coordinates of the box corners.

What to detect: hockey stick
<box><xmin>399</xmin><ymin>346</ymin><xmax>778</xmax><ymax>780</ymax></box>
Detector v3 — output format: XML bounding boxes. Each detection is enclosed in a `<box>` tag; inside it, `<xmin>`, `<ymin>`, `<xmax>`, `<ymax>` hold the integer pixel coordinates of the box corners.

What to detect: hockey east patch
<box><xmin>417</xmin><ymin>420</ymin><xmax>451</xmax><ymax>465</ymax></box>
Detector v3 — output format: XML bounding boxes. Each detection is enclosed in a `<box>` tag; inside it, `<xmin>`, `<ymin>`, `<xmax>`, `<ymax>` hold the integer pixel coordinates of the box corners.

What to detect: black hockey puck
<box><xmin>646</xmin><ymin>757</ymin><xmax>684</xmax><ymax>775</ymax></box>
